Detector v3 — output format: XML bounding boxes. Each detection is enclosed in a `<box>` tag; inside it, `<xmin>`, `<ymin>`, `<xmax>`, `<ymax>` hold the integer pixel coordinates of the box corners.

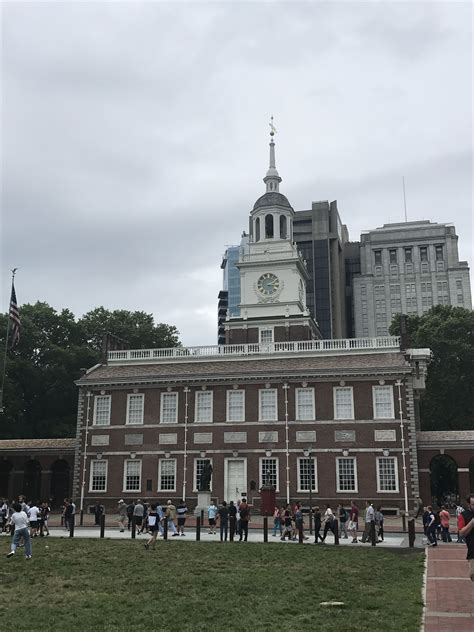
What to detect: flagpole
<box><xmin>0</xmin><ymin>268</ymin><xmax>17</xmax><ymax>414</ymax></box>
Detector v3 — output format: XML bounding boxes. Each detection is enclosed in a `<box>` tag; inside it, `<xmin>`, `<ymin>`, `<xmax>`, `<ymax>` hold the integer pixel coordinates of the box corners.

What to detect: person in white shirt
<box><xmin>321</xmin><ymin>505</ymin><xmax>337</xmax><ymax>543</ymax></box>
<box><xmin>6</xmin><ymin>502</ymin><xmax>32</xmax><ymax>560</ymax></box>
<box><xmin>360</xmin><ymin>501</ymin><xmax>375</xmax><ymax>543</ymax></box>
<box><xmin>27</xmin><ymin>503</ymin><xmax>40</xmax><ymax>538</ymax></box>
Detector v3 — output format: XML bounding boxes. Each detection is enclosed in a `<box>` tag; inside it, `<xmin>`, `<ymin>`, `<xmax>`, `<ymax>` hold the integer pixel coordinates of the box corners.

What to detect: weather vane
<box><xmin>269</xmin><ymin>115</ymin><xmax>277</xmax><ymax>137</ymax></box>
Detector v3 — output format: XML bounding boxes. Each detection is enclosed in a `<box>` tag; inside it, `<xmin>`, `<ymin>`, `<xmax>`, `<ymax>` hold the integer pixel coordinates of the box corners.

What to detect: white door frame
<box><xmin>223</xmin><ymin>457</ymin><xmax>247</xmax><ymax>503</ymax></box>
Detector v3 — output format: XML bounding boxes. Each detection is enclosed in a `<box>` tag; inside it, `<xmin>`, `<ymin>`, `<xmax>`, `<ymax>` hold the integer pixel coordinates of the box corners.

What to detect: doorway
<box><xmin>224</xmin><ymin>458</ymin><xmax>246</xmax><ymax>504</ymax></box>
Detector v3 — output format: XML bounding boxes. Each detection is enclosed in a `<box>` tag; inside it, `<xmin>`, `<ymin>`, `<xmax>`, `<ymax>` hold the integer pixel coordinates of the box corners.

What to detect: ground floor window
<box><xmin>336</xmin><ymin>457</ymin><xmax>357</xmax><ymax>492</ymax></box>
<box><xmin>124</xmin><ymin>459</ymin><xmax>141</xmax><ymax>492</ymax></box>
<box><xmin>158</xmin><ymin>459</ymin><xmax>176</xmax><ymax>492</ymax></box>
<box><xmin>90</xmin><ymin>460</ymin><xmax>107</xmax><ymax>492</ymax></box>
<box><xmin>297</xmin><ymin>457</ymin><xmax>317</xmax><ymax>493</ymax></box>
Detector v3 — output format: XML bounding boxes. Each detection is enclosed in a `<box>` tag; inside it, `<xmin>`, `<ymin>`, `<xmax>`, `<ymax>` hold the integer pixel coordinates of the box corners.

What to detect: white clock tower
<box><xmin>226</xmin><ymin>120</ymin><xmax>321</xmax><ymax>345</ymax></box>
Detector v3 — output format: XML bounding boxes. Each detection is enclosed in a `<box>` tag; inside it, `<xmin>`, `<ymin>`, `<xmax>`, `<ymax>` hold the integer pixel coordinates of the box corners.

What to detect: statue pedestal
<box><xmin>194</xmin><ymin>491</ymin><xmax>211</xmax><ymax>515</ymax></box>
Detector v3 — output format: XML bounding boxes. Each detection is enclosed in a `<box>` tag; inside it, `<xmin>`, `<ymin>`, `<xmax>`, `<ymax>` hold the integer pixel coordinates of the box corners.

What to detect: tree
<box><xmin>390</xmin><ymin>306</ymin><xmax>474</xmax><ymax>430</ymax></box>
<box><xmin>0</xmin><ymin>303</ymin><xmax>180</xmax><ymax>439</ymax></box>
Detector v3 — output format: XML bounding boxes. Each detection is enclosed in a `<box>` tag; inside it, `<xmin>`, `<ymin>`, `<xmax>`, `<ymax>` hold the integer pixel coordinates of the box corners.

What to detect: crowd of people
<box><xmin>420</xmin><ymin>499</ymin><xmax>470</xmax><ymax>546</ymax></box>
<box><xmin>1</xmin><ymin>496</ymin><xmax>52</xmax><ymax>560</ymax></box>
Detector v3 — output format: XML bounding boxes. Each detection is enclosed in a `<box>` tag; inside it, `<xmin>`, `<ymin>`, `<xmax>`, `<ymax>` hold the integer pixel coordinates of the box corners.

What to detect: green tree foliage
<box><xmin>0</xmin><ymin>303</ymin><xmax>180</xmax><ymax>439</ymax></box>
<box><xmin>390</xmin><ymin>305</ymin><xmax>474</xmax><ymax>430</ymax></box>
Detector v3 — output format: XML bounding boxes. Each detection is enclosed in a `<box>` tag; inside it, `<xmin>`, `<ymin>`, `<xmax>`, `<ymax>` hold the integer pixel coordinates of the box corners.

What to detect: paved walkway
<box><xmin>423</xmin><ymin>544</ymin><xmax>474</xmax><ymax>631</ymax></box>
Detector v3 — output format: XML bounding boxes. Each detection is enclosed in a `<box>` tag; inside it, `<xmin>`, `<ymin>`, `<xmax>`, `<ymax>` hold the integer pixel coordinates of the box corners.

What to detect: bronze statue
<box><xmin>199</xmin><ymin>461</ymin><xmax>213</xmax><ymax>492</ymax></box>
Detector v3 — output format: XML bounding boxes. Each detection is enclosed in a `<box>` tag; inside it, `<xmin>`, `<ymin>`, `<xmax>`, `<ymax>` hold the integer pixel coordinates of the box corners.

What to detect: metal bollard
<box><xmin>229</xmin><ymin>516</ymin><xmax>235</xmax><ymax>542</ymax></box>
<box><xmin>80</xmin><ymin>509</ymin><xmax>84</xmax><ymax>526</ymax></box>
<box><xmin>163</xmin><ymin>519</ymin><xmax>168</xmax><ymax>540</ymax></box>
<box><xmin>131</xmin><ymin>516</ymin><xmax>136</xmax><ymax>539</ymax></box>
<box><xmin>334</xmin><ymin>519</ymin><xmax>339</xmax><ymax>545</ymax></box>
<box><xmin>408</xmin><ymin>518</ymin><xmax>415</xmax><ymax>548</ymax></box>
<box><xmin>69</xmin><ymin>515</ymin><xmax>75</xmax><ymax>538</ymax></box>
<box><xmin>200</xmin><ymin>509</ymin><xmax>204</xmax><ymax>526</ymax></box>
<box><xmin>100</xmin><ymin>513</ymin><xmax>105</xmax><ymax>538</ymax></box>
<box><xmin>370</xmin><ymin>521</ymin><xmax>377</xmax><ymax>546</ymax></box>
<box><xmin>309</xmin><ymin>511</ymin><xmax>313</xmax><ymax>535</ymax></box>
<box><xmin>298</xmin><ymin>522</ymin><xmax>304</xmax><ymax>544</ymax></box>
<box><xmin>196</xmin><ymin>516</ymin><xmax>201</xmax><ymax>541</ymax></box>
<box><xmin>263</xmin><ymin>516</ymin><xmax>268</xmax><ymax>543</ymax></box>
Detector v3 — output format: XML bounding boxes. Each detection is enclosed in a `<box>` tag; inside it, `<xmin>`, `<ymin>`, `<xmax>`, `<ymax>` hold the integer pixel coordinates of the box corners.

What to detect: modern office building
<box><xmin>353</xmin><ymin>221</ymin><xmax>472</xmax><ymax>337</ymax></box>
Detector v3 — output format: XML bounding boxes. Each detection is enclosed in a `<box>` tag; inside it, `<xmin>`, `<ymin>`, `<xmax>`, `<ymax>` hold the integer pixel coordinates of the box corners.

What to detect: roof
<box><xmin>77</xmin><ymin>352</ymin><xmax>411</xmax><ymax>386</ymax></box>
<box><xmin>0</xmin><ymin>438</ymin><xmax>77</xmax><ymax>451</ymax></box>
<box><xmin>252</xmin><ymin>192</ymin><xmax>292</xmax><ymax>211</ymax></box>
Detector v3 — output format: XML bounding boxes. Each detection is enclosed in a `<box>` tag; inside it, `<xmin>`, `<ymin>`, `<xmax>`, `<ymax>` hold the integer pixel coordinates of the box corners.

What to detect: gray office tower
<box><xmin>353</xmin><ymin>220</ymin><xmax>472</xmax><ymax>337</ymax></box>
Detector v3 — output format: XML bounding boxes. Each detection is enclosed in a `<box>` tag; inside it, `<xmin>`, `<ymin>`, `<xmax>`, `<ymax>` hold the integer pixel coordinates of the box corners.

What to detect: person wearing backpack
<box><xmin>337</xmin><ymin>504</ymin><xmax>348</xmax><ymax>539</ymax></box>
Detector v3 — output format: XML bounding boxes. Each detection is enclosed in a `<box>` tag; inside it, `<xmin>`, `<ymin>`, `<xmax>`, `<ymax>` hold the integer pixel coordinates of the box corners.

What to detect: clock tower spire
<box><xmin>264</xmin><ymin>116</ymin><xmax>282</xmax><ymax>194</ymax></box>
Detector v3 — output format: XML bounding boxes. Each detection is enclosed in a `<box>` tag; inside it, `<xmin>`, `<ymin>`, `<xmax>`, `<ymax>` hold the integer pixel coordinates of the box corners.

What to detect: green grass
<box><xmin>1</xmin><ymin>538</ymin><xmax>424</xmax><ymax>631</ymax></box>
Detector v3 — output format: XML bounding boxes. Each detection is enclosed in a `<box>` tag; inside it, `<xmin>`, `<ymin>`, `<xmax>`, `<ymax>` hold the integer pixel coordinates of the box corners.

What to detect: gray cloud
<box><xmin>1</xmin><ymin>1</ymin><xmax>472</xmax><ymax>347</ymax></box>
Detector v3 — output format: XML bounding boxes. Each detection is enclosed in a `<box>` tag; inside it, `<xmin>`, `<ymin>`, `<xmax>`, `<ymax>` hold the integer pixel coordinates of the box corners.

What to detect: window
<box><xmin>158</xmin><ymin>459</ymin><xmax>176</xmax><ymax>492</ymax></box>
<box><xmin>260</xmin><ymin>458</ymin><xmax>278</xmax><ymax>489</ymax></box>
<box><xmin>375</xmin><ymin>266</ymin><xmax>382</xmax><ymax>276</ymax></box>
<box><xmin>391</xmin><ymin>298</ymin><xmax>401</xmax><ymax>310</ymax></box>
<box><xmin>124</xmin><ymin>460</ymin><xmax>141</xmax><ymax>492</ymax></box>
<box><xmin>126</xmin><ymin>394</ymin><xmax>144</xmax><ymax>425</ymax></box>
<box><xmin>375</xmin><ymin>299</ymin><xmax>386</xmax><ymax>310</ymax></box>
<box><xmin>457</xmin><ymin>295</ymin><xmax>464</xmax><ymax>305</ymax></box>
<box><xmin>259</xmin><ymin>389</ymin><xmax>277</xmax><ymax>421</ymax></box>
<box><xmin>295</xmin><ymin>388</ymin><xmax>315</xmax><ymax>421</ymax></box>
<box><xmin>280</xmin><ymin>215</ymin><xmax>287</xmax><ymax>239</ymax></box>
<box><xmin>194</xmin><ymin>459</ymin><xmax>212</xmax><ymax>492</ymax></box>
<box><xmin>374</xmin><ymin>250</ymin><xmax>382</xmax><ymax>265</ymax></box>
<box><xmin>90</xmin><ymin>460</ymin><xmax>107</xmax><ymax>492</ymax></box>
<box><xmin>297</xmin><ymin>458</ymin><xmax>317</xmax><ymax>493</ymax></box>
<box><xmin>389</xmin><ymin>249</ymin><xmax>397</xmax><ymax>264</ymax></box>
<box><xmin>421</xmin><ymin>262</ymin><xmax>429</xmax><ymax>274</ymax></box>
<box><xmin>405</xmin><ymin>263</ymin><xmax>413</xmax><ymax>275</ymax></box>
<box><xmin>377</xmin><ymin>457</ymin><xmax>399</xmax><ymax>492</ymax></box>
<box><xmin>376</xmin><ymin>326</ymin><xmax>388</xmax><ymax>336</ymax></box>
<box><xmin>405</xmin><ymin>283</ymin><xmax>416</xmax><ymax>294</ymax></box>
<box><xmin>373</xmin><ymin>385</ymin><xmax>394</xmax><ymax>419</ymax></box>
<box><xmin>160</xmin><ymin>392</ymin><xmax>178</xmax><ymax>423</ymax></box>
<box><xmin>456</xmin><ymin>279</ymin><xmax>463</xmax><ymax>290</ymax></box>
<box><xmin>438</xmin><ymin>294</ymin><xmax>449</xmax><ymax>305</ymax></box>
<box><xmin>195</xmin><ymin>391</ymin><xmax>213</xmax><ymax>423</ymax></box>
<box><xmin>227</xmin><ymin>390</ymin><xmax>245</xmax><ymax>422</ymax></box>
<box><xmin>361</xmin><ymin>285</ymin><xmax>367</xmax><ymax>296</ymax></box>
<box><xmin>404</xmin><ymin>248</ymin><xmax>412</xmax><ymax>263</ymax></box>
<box><xmin>265</xmin><ymin>214</ymin><xmax>274</xmax><ymax>238</ymax></box>
<box><xmin>421</xmin><ymin>282</ymin><xmax>432</xmax><ymax>293</ymax></box>
<box><xmin>437</xmin><ymin>281</ymin><xmax>448</xmax><ymax>292</ymax></box>
<box><xmin>334</xmin><ymin>387</ymin><xmax>354</xmax><ymax>420</ymax></box>
<box><xmin>374</xmin><ymin>285</ymin><xmax>385</xmax><ymax>296</ymax></box>
<box><xmin>390</xmin><ymin>284</ymin><xmax>400</xmax><ymax>294</ymax></box>
<box><xmin>419</xmin><ymin>246</ymin><xmax>428</xmax><ymax>261</ymax></box>
<box><xmin>435</xmin><ymin>245</ymin><xmax>443</xmax><ymax>260</ymax></box>
<box><xmin>390</xmin><ymin>265</ymin><xmax>398</xmax><ymax>276</ymax></box>
<box><xmin>93</xmin><ymin>395</ymin><xmax>111</xmax><ymax>426</ymax></box>
<box><xmin>337</xmin><ymin>457</ymin><xmax>358</xmax><ymax>492</ymax></box>
<box><xmin>436</xmin><ymin>261</ymin><xmax>444</xmax><ymax>271</ymax></box>
<box><xmin>259</xmin><ymin>328</ymin><xmax>273</xmax><ymax>344</ymax></box>
<box><xmin>255</xmin><ymin>217</ymin><xmax>260</xmax><ymax>242</ymax></box>
<box><xmin>422</xmin><ymin>296</ymin><xmax>433</xmax><ymax>308</ymax></box>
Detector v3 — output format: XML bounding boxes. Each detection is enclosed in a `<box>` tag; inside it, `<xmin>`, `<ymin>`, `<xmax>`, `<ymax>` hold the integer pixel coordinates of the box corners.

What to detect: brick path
<box><xmin>423</xmin><ymin>544</ymin><xmax>473</xmax><ymax>631</ymax></box>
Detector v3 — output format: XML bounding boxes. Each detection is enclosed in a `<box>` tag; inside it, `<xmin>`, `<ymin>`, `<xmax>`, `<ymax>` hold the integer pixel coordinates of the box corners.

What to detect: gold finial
<box><xmin>269</xmin><ymin>115</ymin><xmax>277</xmax><ymax>137</ymax></box>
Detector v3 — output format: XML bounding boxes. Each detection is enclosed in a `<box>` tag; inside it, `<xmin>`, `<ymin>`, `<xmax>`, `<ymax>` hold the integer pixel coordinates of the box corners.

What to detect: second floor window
<box><xmin>419</xmin><ymin>246</ymin><xmax>428</xmax><ymax>261</ymax></box>
<box><xmin>334</xmin><ymin>387</ymin><xmax>354</xmax><ymax>420</ymax></box>
<box><xmin>227</xmin><ymin>390</ymin><xmax>245</xmax><ymax>422</ymax></box>
<box><xmin>126</xmin><ymin>394</ymin><xmax>144</xmax><ymax>425</ymax></box>
<box><xmin>259</xmin><ymin>389</ymin><xmax>277</xmax><ymax>421</ymax></box>
<box><xmin>295</xmin><ymin>388</ymin><xmax>315</xmax><ymax>420</ymax></box>
<box><xmin>374</xmin><ymin>250</ymin><xmax>382</xmax><ymax>265</ymax></box>
<box><xmin>93</xmin><ymin>395</ymin><xmax>111</xmax><ymax>426</ymax></box>
<box><xmin>160</xmin><ymin>392</ymin><xmax>178</xmax><ymax>423</ymax></box>
<box><xmin>195</xmin><ymin>391</ymin><xmax>213</xmax><ymax>423</ymax></box>
<box><xmin>373</xmin><ymin>385</ymin><xmax>394</xmax><ymax>419</ymax></box>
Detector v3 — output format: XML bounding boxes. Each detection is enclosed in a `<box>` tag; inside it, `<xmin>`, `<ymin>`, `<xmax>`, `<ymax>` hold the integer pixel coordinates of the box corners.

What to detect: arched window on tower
<box><xmin>255</xmin><ymin>217</ymin><xmax>260</xmax><ymax>242</ymax></box>
<box><xmin>265</xmin><ymin>214</ymin><xmax>274</xmax><ymax>239</ymax></box>
<box><xmin>280</xmin><ymin>215</ymin><xmax>287</xmax><ymax>239</ymax></box>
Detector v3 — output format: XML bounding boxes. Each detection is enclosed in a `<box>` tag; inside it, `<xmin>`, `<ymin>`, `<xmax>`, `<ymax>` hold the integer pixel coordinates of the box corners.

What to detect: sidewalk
<box><xmin>423</xmin><ymin>544</ymin><xmax>474</xmax><ymax>631</ymax></box>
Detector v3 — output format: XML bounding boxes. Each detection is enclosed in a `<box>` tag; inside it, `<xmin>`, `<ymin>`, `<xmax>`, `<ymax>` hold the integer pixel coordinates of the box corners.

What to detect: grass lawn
<box><xmin>1</xmin><ymin>538</ymin><xmax>424</xmax><ymax>631</ymax></box>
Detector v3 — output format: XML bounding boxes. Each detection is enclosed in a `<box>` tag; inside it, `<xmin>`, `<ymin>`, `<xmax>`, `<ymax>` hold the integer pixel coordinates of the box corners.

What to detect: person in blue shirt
<box><xmin>207</xmin><ymin>502</ymin><xmax>218</xmax><ymax>534</ymax></box>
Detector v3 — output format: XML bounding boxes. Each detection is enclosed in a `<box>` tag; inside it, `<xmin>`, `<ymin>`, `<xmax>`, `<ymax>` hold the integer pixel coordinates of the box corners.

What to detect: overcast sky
<box><xmin>1</xmin><ymin>1</ymin><xmax>472</xmax><ymax>347</ymax></box>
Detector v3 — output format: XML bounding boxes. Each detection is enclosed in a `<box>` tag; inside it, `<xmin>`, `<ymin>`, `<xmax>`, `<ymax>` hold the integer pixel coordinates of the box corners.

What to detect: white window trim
<box><xmin>297</xmin><ymin>457</ymin><xmax>318</xmax><ymax>493</ymax></box>
<box><xmin>226</xmin><ymin>390</ymin><xmax>245</xmax><ymax>422</ymax></box>
<box><xmin>259</xmin><ymin>326</ymin><xmax>274</xmax><ymax>344</ymax></box>
<box><xmin>122</xmin><ymin>459</ymin><xmax>142</xmax><ymax>493</ymax></box>
<box><xmin>333</xmin><ymin>386</ymin><xmax>355</xmax><ymax>420</ymax></box>
<box><xmin>258</xmin><ymin>388</ymin><xmax>278</xmax><ymax>422</ymax></box>
<box><xmin>372</xmin><ymin>385</ymin><xmax>395</xmax><ymax>420</ymax></box>
<box><xmin>89</xmin><ymin>459</ymin><xmax>108</xmax><ymax>493</ymax></box>
<box><xmin>193</xmin><ymin>458</ymin><xmax>213</xmax><ymax>493</ymax></box>
<box><xmin>259</xmin><ymin>457</ymin><xmax>280</xmax><ymax>492</ymax></box>
<box><xmin>158</xmin><ymin>458</ymin><xmax>177</xmax><ymax>493</ymax></box>
<box><xmin>295</xmin><ymin>387</ymin><xmax>315</xmax><ymax>421</ymax></box>
<box><xmin>376</xmin><ymin>456</ymin><xmax>399</xmax><ymax>493</ymax></box>
<box><xmin>336</xmin><ymin>457</ymin><xmax>358</xmax><ymax>493</ymax></box>
<box><xmin>194</xmin><ymin>390</ymin><xmax>213</xmax><ymax>424</ymax></box>
<box><xmin>160</xmin><ymin>392</ymin><xmax>178</xmax><ymax>424</ymax></box>
<box><xmin>126</xmin><ymin>393</ymin><xmax>144</xmax><ymax>425</ymax></box>
<box><xmin>93</xmin><ymin>395</ymin><xmax>111</xmax><ymax>426</ymax></box>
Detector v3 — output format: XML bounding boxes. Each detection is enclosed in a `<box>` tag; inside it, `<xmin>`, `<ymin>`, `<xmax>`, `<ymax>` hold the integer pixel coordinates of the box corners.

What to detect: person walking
<box><xmin>6</xmin><ymin>502</ymin><xmax>32</xmax><ymax>560</ymax></box>
<box><xmin>456</xmin><ymin>502</ymin><xmax>465</xmax><ymax>543</ymax></box>
<box><xmin>349</xmin><ymin>500</ymin><xmax>359</xmax><ymax>543</ymax></box>
<box><xmin>218</xmin><ymin>501</ymin><xmax>229</xmax><ymax>542</ymax></box>
<box><xmin>414</xmin><ymin>496</ymin><xmax>423</xmax><ymax>519</ymax></box>
<box><xmin>313</xmin><ymin>506</ymin><xmax>324</xmax><ymax>544</ymax></box>
<box><xmin>27</xmin><ymin>502</ymin><xmax>40</xmax><ymax>538</ymax></box>
<box><xmin>133</xmin><ymin>499</ymin><xmax>145</xmax><ymax>534</ymax></box>
<box><xmin>272</xmin><ymin>506</ymin><xmax>282</xmax><ymax>537</ymax></box>
<box><xmin>176</xmin><ymin>500</ymin><xmax>188</xmax><ymax>536</ymax></box>
<box><xmin>337</xmin><ymin>504</ymin><xmax>348</xmax><ymax>539</ymax></box>
<box><xmin>126</xmin><ymin>501</ymin><xmax>135</xmax><ymax>530</ymax></box>
<box><xmin>165</xmin><ymin>500</ymin><xmax>178</xmax><ymax>536</ymax></box>
<box><xmin>117</xmin><ymin>500</ymin><xmax>127</xmax><ymax>532</ymax></box>
<box><xmin>40</xmin><ymin>501</ymin><xmax>50</xmax><ymax>536</ymax></box>
<box><xmin>360</xmin><ymin>501</ymin><xmax>375</xmax><ymax>543</ymax></box>
<box><xmin>458</xmin><ymin>494</ymin><xmax>474</xmax><ymax>581</ymax></box>
<box><xmin>144</xmin><ymin>503</ymin><xmax>161</xmax><ymax>550</ymax></box>
<box><xmin>375</xmin><ymin>506</ymin><xmax>384</xmax><ymax>542</ymax></box>
<box><xmin>426</xmin><ymin>506</ymin><xmax>438</xmax><ymax>547</ymax></box>
<box><xmin>238</xmin><ymin>499</ymin><xmax>250</xmax><ymax>542</ymax></box>
<box><xmin>321</xmin><ymin>505</ymin><xmax>337</xmax><ymax>543</ymax></box>
<box><xmin>439</xmin><ymin>505</ymin><xmax>452</xmax><ymax>543</ymax></box>
<box><xmin>93</xmin><ymin>500</ymin><xmax>105</xmax><ymax>527</ymax></box>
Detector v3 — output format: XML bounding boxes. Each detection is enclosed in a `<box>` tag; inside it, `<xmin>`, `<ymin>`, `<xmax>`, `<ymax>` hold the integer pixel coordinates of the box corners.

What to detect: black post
<box><xmin>402</xmin><ymin>512</ymin><xmax>407</xmax><ymax>533</ymax></box>
<box><xmin>408</xmin><ymin>518</ymin><xmax>415</xmax><ymax>548</ymax></box>
<box><xmin>200</xmin><ymin>509</ymin><xmax>204</xmax><ymax>526</ymax></box>
<box><xmin>298</xmin><ymin>521</ymin><xmax>304</xmax><ymax>544</ymax></box>
<box><xmin>334</xmin><ymin>519</ymin><xmax>339</xmax><ymax>545</ymax></box>
<box><xmin>69</xmin><ymin>514</ymin><xmax>75</xmax><ymax>538</ymax></box>
<box><xmin>370</xmin><ymin>521</ymin><xmax>377</xmax><ymax>546</ymax></box>
<box><xmin>80</xmin><ymin>509</ymin><xmax>84</xmax><ymax>526</ymax></box>
<box><xmin>308</xmin><ymin>510</ymin><xmax>313</xmax><ymax>536</ymax></box>
<box><xmin>163</xmin><ymin>518</ymin><xmax>168</xmax><ymax>540</ymax></box>
<box><xmin>131</xmin><ymin>516</ymin><xmax>136</xmax><ymax>539</ymax></box>
<box><xmin>263</xmin><ymin>516</ymin><xmax>268</xmax><ymax>543</ymax></box>
<box><xmin>229</xmin><ymin>516</ymin><xmax>235</xmax><ymax>542</ymax></box>
<box><xmin>100</xmin><ymin>513</ymin><xmax>105</xmax><ymax>538</ymax></box>
<box><xmin>196</xmin><ymin>516</ymin><xmax>201</xmax><ymax>541</ymax></box>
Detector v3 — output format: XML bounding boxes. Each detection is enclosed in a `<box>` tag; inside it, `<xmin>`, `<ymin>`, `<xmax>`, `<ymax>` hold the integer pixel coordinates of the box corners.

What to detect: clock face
<box><xmin>257</xmin><ymin>273</ymin><xmax>280</xmax><ymax>296</ymax></box>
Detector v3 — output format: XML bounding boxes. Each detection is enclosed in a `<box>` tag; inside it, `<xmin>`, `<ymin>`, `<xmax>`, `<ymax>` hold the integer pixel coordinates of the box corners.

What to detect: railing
<box><xmin>107</xmin><ymin>336</ymin><xmax>401</xmax><ymax>363</ymax></box>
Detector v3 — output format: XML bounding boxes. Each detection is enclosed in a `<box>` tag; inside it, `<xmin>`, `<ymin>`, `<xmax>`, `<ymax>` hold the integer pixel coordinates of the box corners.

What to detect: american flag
<box><xmin>9</xmin><ymin>283</ymin><xmax>20</xmax><ymax>349</ymax></box>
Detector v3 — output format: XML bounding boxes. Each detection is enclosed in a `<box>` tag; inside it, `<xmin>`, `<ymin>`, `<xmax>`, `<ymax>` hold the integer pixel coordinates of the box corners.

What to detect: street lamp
<box><xmin>303</xmin><ymin>447</ymin><xmax>313</xmax><ymax>534</ymax></box>
<box><xmin>395</xmin><ymin>379</ymin><xmax>409</xmax><ymax>515</ymax></box>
